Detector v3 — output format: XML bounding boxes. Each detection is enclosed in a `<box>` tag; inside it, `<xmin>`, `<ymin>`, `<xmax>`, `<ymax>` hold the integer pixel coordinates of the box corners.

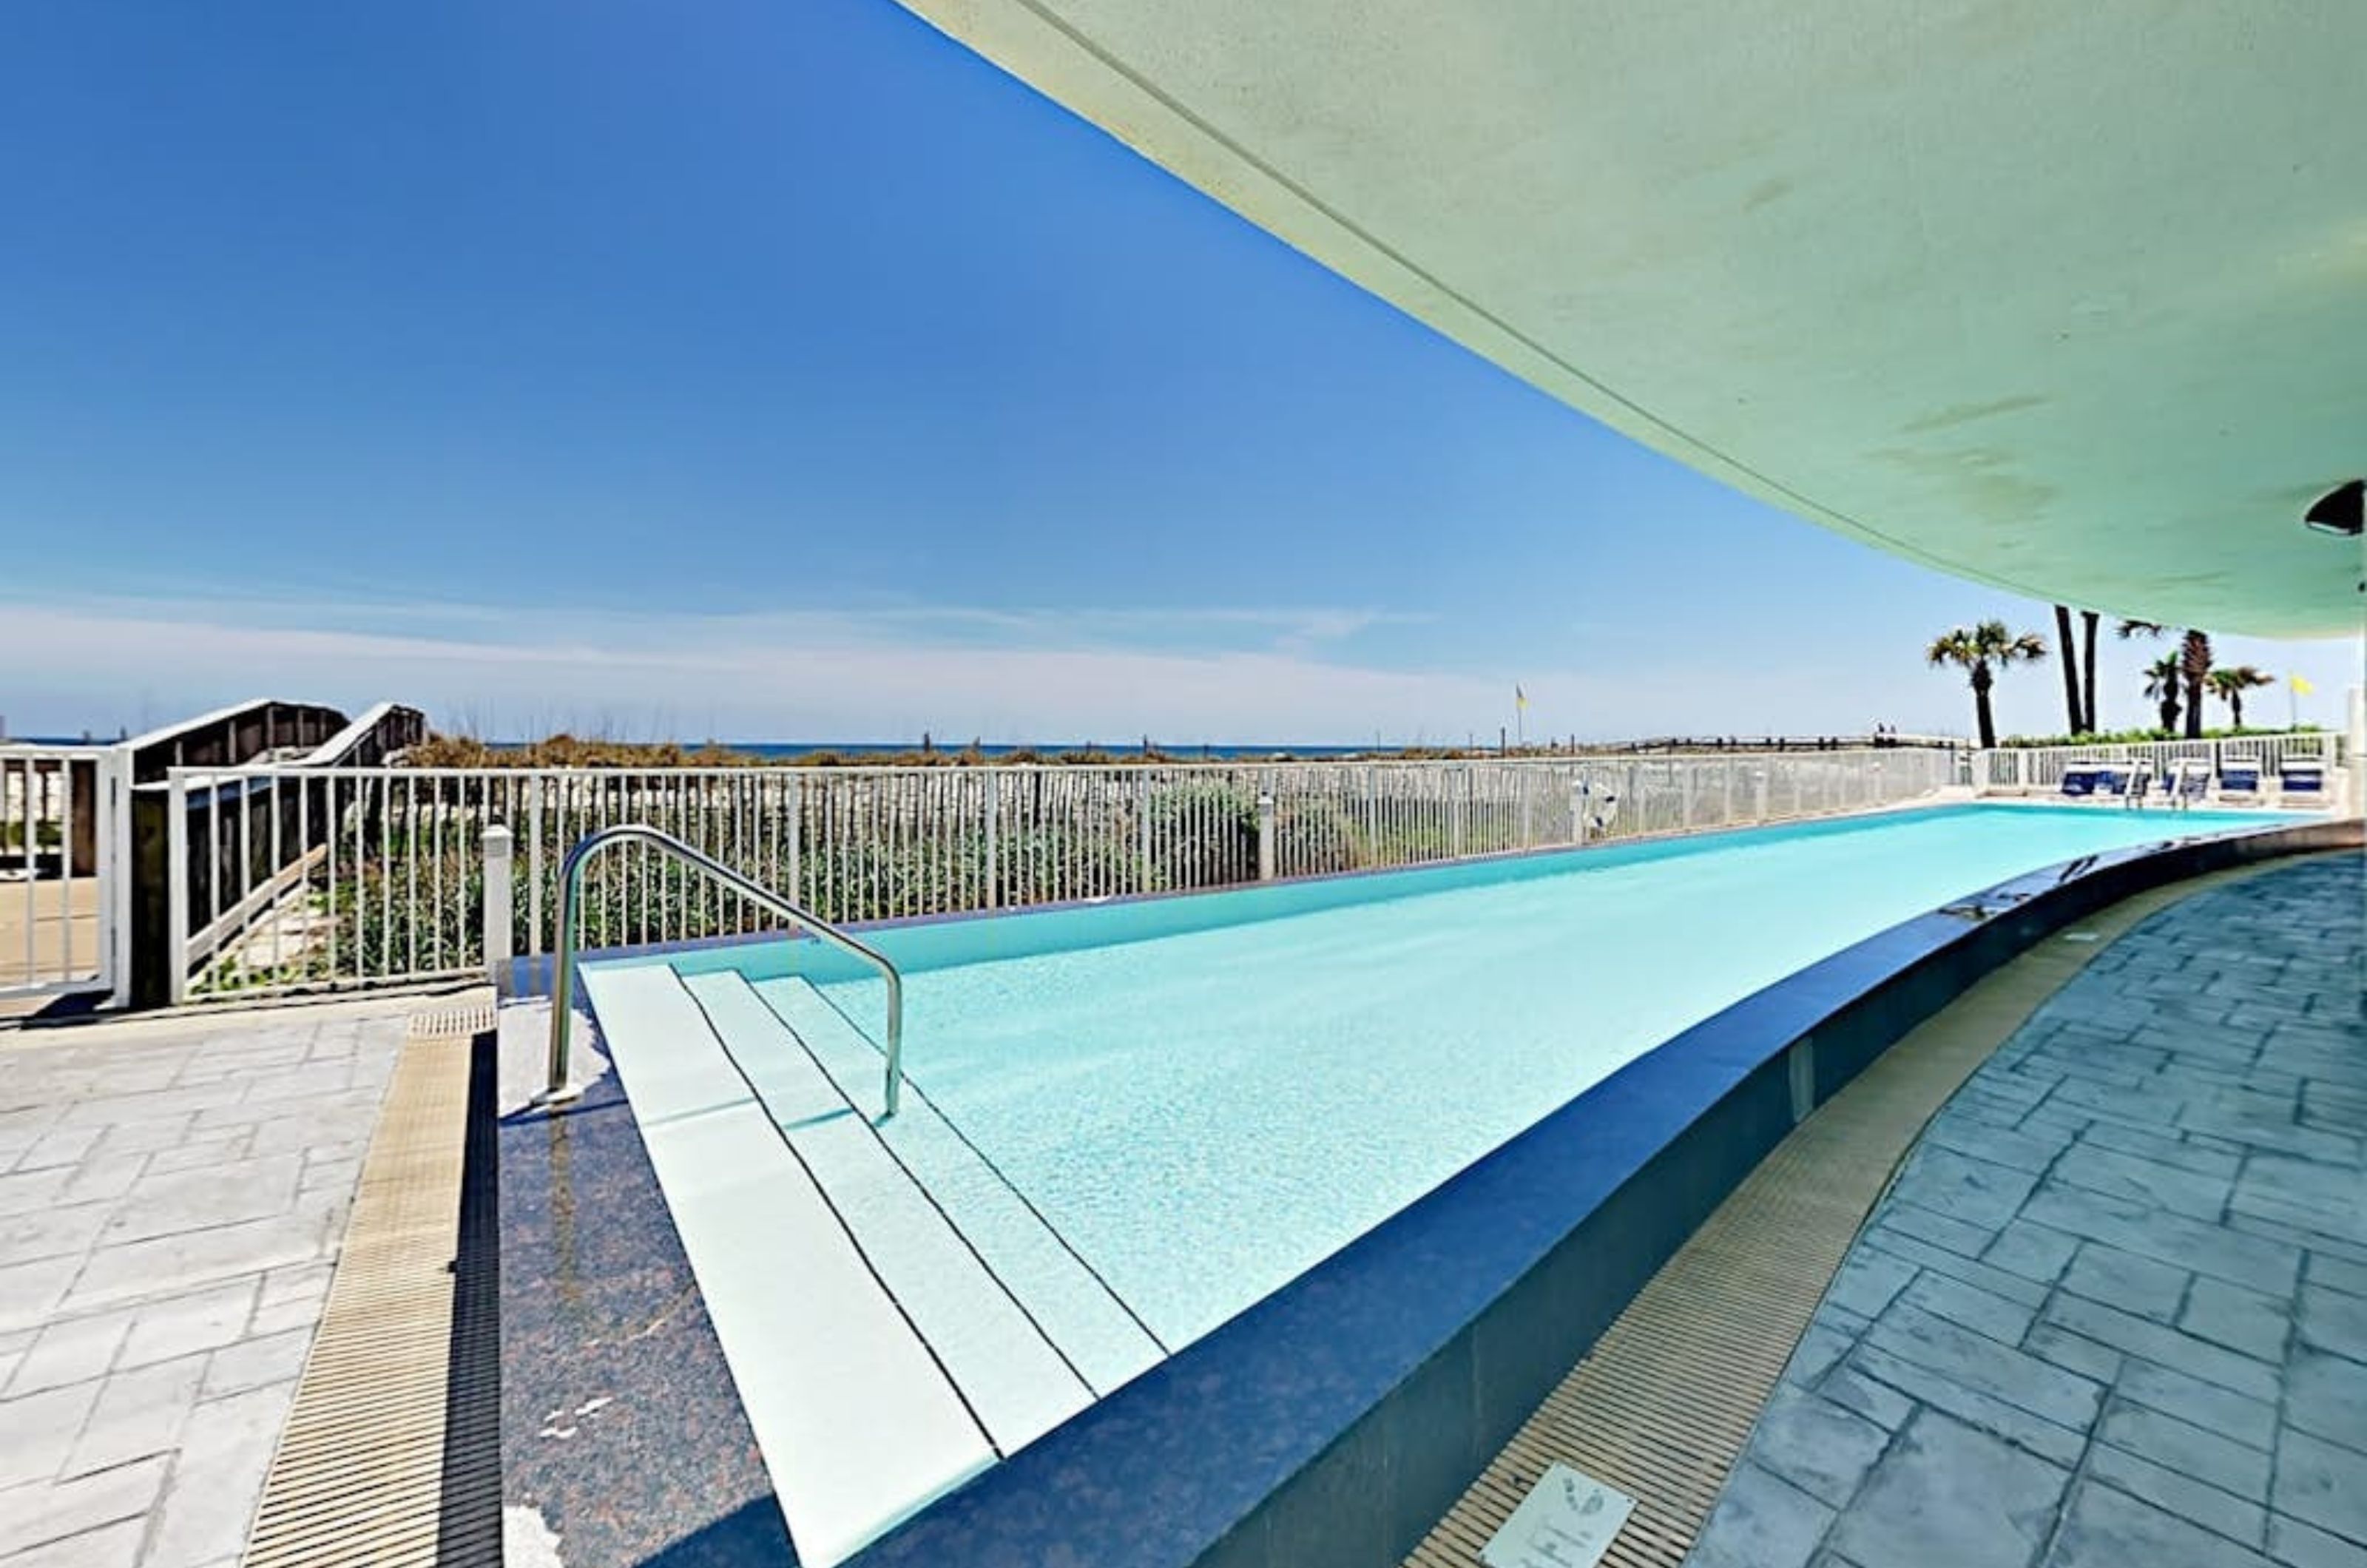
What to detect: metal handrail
<box><xmin>542</xmin><ymin>823</ymin><xmax>906</xmax><ymax>1117</ymax></box>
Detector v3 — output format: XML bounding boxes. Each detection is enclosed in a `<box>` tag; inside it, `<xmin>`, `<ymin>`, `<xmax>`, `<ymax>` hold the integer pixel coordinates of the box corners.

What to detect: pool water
<box><xmin>791</xmin><ymin>803</ymin><xmax>2273</xmax><ymax>1345</ymax></box>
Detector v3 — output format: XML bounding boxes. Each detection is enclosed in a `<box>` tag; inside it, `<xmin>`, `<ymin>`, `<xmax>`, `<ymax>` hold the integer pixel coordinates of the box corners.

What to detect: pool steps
<box><xmin>577</xmin><ymin>960</ymin><xmax>1160</xmax><ymax>1567</ymax></box>
<box><xmin>574</xmin><ymin>962</ymin><xmax>986</xmax><ymax>1564</ymax></box>
<box><xmin>746</xmin><ymin>976</ymin><xmax>1166</xmax><ymax>1393</ymax></box>
<box><xmin>682</xmin><ymin>970</ymin><xmax>1099</xmax><ymax>1450</ymax></box>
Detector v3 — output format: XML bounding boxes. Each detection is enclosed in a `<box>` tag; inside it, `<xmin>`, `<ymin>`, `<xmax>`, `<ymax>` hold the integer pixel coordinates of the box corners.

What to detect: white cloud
<box><xmin>7</xmin><ymin>590</ymin><xmax>2351</xmax><ymax>746</ymax></box>
<box><xmin>0</xmin><ymin>593</ymin><xmax>1512</xmax><ymax>743</ymax></box>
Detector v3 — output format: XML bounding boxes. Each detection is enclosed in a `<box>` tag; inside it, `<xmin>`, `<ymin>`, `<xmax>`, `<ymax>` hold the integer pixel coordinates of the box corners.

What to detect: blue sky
<box><xmin>1</xmin><ymin>1</ymin><xmax>2353</xmax><ymax>744</ymax></box>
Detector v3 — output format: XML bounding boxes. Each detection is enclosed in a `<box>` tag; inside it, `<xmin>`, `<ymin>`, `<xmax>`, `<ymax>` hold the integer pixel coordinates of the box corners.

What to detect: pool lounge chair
<box><xmin>2119</xmin><ymin>760</ymin><xmax>2155</xmax><ymax>808</ymax></box>
<box><xmin>2220</xmin><ymin>755</ymin><xmax>2264</xmax><ymax>800</ymax></box>
<box><xmin>2058</xmin><ymin>762</ymin><xmax>2110</xmax><ymax>799</ymax></box>
<box><xmin>2167</xmin><ymin>759</ymin><xmax>2212</xmax><ymax>808</ymax></box>
<box><xmin>2280</xmin><ymin>757</ymin><xmax>2326</xmax><ymax>802</ymax></box>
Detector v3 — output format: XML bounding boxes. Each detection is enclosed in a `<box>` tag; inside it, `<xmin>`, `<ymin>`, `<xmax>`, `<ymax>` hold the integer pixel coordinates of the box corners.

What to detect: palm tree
<box><xmin>2142</xmin><ymin>653</ymin><xmax>2184</xmax><ymax>734</ymax></box>
<box><xmin>2178</xmin><ymin>630</ymin><xmax>2213</xmax><ymax>739</ymax></box>
<box><xmin>2118</xmin><ymin>620</ymin><xmax>2215</xmax><ymax>738</ymax></box>
<box><xmin>1928</xmin><ymin>620</ymin><xmax>2048</xmax><ymax>748</ymax></box>
<box><xmin>2206</xmin><ymin>666</ymin><xmax>2274</xmax><ymax>730</ymax></box>
<box><xmin>2052</xmin><ymin>605</ymin><xmax>2084</xmax><ymax>735</ymax></box>
<box><xmin>2080</xmin><ymin>610</ymin><xmax>2101</xmax><ymax>733</ymax></box>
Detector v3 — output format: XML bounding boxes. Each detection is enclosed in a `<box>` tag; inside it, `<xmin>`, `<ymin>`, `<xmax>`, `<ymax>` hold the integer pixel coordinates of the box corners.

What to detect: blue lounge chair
<box><xmin>2221</xmin><ymin>756</ymin><xmax>2263</xmax><ymax>797</ymax></box>
<box><xmin>2280</xmin><ymin>758</ymin><xmax>2326</xmax><ymax>800</ymax></box>
<box><xmin>2059</xmin><ymin>763</ymin><xmax>2107</xmax><ymax>799</ymax></box>
<box><xmin>2168</xmin><ymin>760</ymin><xmax>2211</xmax><ymax>808</ymax></box>
<box><xmin>2120</xmin><ymin>761</ymin><xmax>2155</xmax><ymax>808</ymax></box>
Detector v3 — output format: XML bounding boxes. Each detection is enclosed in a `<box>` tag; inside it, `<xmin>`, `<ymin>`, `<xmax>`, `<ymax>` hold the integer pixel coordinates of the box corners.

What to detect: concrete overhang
<box><xmin>897</xmin><ymin>0</ymin><xmax>2366</xmax><ymax>635</ymax></box>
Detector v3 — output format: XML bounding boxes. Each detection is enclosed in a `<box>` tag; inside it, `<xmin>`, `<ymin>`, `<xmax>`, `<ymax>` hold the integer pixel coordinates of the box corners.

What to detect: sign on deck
<box><xmin>1479</xmin><ymin>1464</ymin><xmax>1635</xmax><ymax>1568</ymax></box>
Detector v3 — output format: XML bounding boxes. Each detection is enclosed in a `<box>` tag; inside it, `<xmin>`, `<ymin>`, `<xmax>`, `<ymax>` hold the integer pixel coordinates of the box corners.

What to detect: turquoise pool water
<box><xmin>751</xmin><ymin>805</ymin><xmax>2275</xmax><ymax>1346</ymax></box>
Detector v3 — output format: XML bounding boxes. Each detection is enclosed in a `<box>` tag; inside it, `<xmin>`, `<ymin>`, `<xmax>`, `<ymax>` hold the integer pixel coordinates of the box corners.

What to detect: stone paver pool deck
<box><xmin>0</xmin><ymin>1002</ymin><xmax>416</xmax><ymax>1568</ymax></box>
<box><xmin>1692</xmin><ymin>854</ymin><xmax>2366</xmax><ymax>1568</ymax></box>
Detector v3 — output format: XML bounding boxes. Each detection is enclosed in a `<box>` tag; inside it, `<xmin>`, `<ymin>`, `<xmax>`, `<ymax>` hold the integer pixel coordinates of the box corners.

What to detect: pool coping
<box><xmin>496</xmin><ymin>810</ymin><xmax>2358</xmax><ymax>1568</ymax></box>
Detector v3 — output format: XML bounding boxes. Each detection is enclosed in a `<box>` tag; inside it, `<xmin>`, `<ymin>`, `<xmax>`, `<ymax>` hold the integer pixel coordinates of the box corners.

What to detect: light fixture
<box><xmin>2303</xmin><ymin>479</ymin><xmax>2363</xmax><ymax>538</ymax></box>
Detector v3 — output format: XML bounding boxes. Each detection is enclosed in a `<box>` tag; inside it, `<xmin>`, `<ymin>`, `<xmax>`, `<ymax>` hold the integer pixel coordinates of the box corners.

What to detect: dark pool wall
<box><xmin>497</xmin><ymin>1066</ymin><xmax>797</xmax><ymax>1567</ymax></box>
<box><xmin>850</xmin><ymin>819</ymin><xmax>2357</xmax><ymax>1568</ymax></box>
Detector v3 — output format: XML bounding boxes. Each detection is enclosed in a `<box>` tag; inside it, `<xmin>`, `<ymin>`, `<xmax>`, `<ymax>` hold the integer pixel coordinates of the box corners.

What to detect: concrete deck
<box><xmin>0</xmin><ymin>1001</ymin><xmax>416</xmax><ymax>1568</ymax></box>
<box><xmin>1690</xmin><ymin>854</ymin><xmax>2366</xmax><ymax>1568</ymax></box>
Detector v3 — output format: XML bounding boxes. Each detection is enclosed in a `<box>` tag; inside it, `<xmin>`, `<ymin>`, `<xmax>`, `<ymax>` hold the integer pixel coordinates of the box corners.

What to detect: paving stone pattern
<box><xmin>1692</xmin><ymin>855</ymin><xmax>2367</xmax><ymax>1568</ymax></box>
<box><xmin>0</xmin><ymin>1007</ymin><xmax>410</xmax><ymax>1568</ymax></box>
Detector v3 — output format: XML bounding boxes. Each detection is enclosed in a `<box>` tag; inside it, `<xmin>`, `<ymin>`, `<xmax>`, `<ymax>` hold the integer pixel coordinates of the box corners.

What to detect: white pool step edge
<box><xmin>678</xmin><ymin>970</ymin><xmax>1098</xmax><ymax>1451</ymax></box>
<box><xmin>578</xmin><ymin>963</ymin><xmax>993</xmax><ymax>1568</ymax></box>
<box><xmin>751</xmin><ymin>975</ymin><xmax>1167</xmax><ymax>1394</ymax></box>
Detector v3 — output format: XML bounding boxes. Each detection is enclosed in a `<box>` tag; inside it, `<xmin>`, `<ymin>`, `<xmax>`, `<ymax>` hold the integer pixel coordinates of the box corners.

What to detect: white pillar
<box><xmin>1256</xmin><ymin>792</ymin><xmax>1277</xmax><ymax>880</ymax></box>
<box><xmin>482</xmin><ymin>825</ymin><xmax>514</xmax><ymax>979</ymax></box>
<box><xmin>2346</xmin><ymin>685</ymin><xmax>2366</xmax><ymax>820</ymax></box>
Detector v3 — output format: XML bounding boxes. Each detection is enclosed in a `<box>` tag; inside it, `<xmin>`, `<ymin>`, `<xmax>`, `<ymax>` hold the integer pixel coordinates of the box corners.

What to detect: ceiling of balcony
<box><xmin>897</xmin><ymin>0</ymin><xmax>2366</xmax><ymax>635</ymax></box>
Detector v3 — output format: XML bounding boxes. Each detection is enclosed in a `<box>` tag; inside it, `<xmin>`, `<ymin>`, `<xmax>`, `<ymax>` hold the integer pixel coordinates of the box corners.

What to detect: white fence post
<box><xmin>1450</xmin><ymin>768</ymin><xmax>1465</xmax><ymax>858</ymax></box>
<box><xmin>1137</xmin><ymin>772</ymin><xmax>1152</xmax><ymax>892</ymax></box>
<box><xmin>164</xmin><ymin>768</ymin><xmax>190</xmax><ymax>1005</ymax></box>
<box><xmin>526</xmin><ymin>777</ymin><xmax>545</xmax><ymax>955</ymax></box>
<box><xmin>482</xmin><ymin>825</ymin><xmax>513</xmax><ymax>979</ymax></box>
<box><xmin>786</xmin><ymin>772</ymin><xmax>804</xmax><ymax>905</ymax></box>
<box><xmin>983</xmin><ymin>771</ymin><xmax>999</xmax><ymax>907</ymax></box>
<box><xmin>1256</xmin><ymin>791</ymin><xmax>1277</xmax><ymax>880</ymax></box>
<box><xmin>103</xmin><ymin>748</ymin><xmax>132</xmax><ymax>1008</ymax></box>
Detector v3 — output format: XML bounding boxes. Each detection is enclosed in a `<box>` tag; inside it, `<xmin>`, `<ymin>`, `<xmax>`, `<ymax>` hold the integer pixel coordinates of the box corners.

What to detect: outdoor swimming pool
<box><xmin>575</xmin><ymin>800</ymin><xmax>2288</xmax><ymax>1563</ymax></box>
<box><xmin>732</xmin><ymin>805</ymin><xmax>2275</xmax><ymax>1335</ymax></box>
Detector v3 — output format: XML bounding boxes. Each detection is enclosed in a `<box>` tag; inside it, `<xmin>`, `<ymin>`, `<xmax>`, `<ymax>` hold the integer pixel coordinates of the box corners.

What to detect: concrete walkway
<box><xmin>0</xmin><ymin>1003</ymin><xmax>414</xmax><ymax>1568</ymax></box>
<box><xmin>1691</xmin><ymin>854</ymin><xmax>2366</xmax><ymax>1568</ymax></box>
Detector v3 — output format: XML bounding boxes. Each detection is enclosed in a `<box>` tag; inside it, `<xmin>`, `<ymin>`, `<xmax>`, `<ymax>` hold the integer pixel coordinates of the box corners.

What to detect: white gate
<box><xmin>1</xmin><ymin>746</ymin><xmax>129</xmax><ymax>1007</ymax></box>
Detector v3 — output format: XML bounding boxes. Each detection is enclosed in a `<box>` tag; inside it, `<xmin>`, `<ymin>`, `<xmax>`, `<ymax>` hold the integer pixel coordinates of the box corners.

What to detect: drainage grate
<box><xmin>1404</xmin><ymin>862</ymin><xmax>2280</xmax><ymax>1568</ymax></box>
<box><xmin>408</xmin><ymin>998</ymin><xmax>497</xmax><ymax>1038</ymax></box>
<box><xmin>241</xmin><ymin>1009</ymin><xmax>499</xmax><ymax>1568</ymax></box>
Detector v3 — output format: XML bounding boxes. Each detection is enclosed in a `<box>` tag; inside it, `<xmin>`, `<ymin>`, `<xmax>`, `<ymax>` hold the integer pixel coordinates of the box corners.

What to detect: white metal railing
<box><xmin>1</xmin><ymin>745</ymin><xmax>129</xmax><ymax>1002</ymax></box>
<box><xmin>1978</xmin><ymin>731</ymin><xmax>2342</xmax><ymax>793</ymax></box>
<box><xmin>544</xmin><ymin>824</ymin><xmax>908</xmax><ymax>1112</ymax></box>
<box><xmin>160</xmin><ymin>750</ymin><xmax>1953</xmax><ymax>999</ymax></box>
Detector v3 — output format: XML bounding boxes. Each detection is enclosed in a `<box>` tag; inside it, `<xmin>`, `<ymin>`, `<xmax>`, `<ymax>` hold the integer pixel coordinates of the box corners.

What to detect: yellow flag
<box><xmin>1516</xmin><ymin>686</ymin><xmax>1528</xmax><ymax>709</ymax></box>
<box><xmin>2292</xmin><ymin>673</ymin><xmax>2315</xmax><ymax>696</ymax></box>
